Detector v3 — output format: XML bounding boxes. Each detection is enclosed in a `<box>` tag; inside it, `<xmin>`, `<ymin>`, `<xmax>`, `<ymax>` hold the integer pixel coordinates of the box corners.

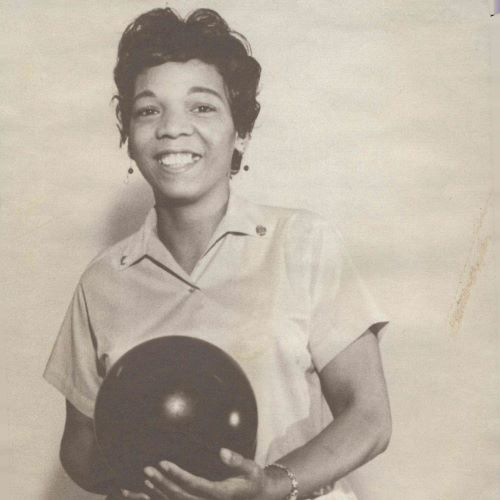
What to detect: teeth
<box><xmin>158</xmin><ymin>153</ymin><xmax>199</xmax><ymax>166</ymax></box>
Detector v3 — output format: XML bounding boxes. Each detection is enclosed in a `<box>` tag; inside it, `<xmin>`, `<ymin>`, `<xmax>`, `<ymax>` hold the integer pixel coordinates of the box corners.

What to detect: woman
<box><xmin>44</xmin><ymin>7</ymin><xmax>391</xmax><ymax>500</ymax></box>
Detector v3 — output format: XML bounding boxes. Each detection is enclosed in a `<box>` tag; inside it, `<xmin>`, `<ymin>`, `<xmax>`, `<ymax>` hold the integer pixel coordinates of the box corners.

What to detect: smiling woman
<box><xmin>129</xmin><ymin>60</ymin><xmax>241</xmax><ymax>211</ymax></box>
<box><xmin>43</xmin><ymin>6</ymin><xmax>391</xmax><ymax>500</ymax></box>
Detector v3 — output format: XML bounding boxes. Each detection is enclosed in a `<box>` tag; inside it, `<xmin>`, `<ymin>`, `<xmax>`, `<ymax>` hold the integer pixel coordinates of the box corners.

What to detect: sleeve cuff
<box><xmin>310</xmin><ymin>317</ymin><xmax>389</xmax><ymax>372</ymax></box>
<box><xmin>43</xmin><ymin>369</ymin><xmax>95</xmax><ymax>419</ymax></box>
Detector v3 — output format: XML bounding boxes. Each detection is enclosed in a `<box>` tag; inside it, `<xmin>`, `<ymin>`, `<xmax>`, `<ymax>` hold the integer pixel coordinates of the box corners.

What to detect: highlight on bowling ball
<box><xmin>94</xmin><ymin>336</ymin><xmax>258</xmax><ymax>491</ymax></box>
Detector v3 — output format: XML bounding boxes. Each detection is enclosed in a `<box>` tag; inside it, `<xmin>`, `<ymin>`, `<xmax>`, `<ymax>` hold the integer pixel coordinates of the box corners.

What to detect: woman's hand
<box><xmin>138</xmin><ymin>448</ymin><xmax>285</xmax><ymax>500</ymax></box>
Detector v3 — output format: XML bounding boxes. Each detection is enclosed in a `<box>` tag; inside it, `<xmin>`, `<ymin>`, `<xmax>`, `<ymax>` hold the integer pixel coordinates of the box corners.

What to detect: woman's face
<box><xmin>129</xmin><ymin>59</ymin><xmax>243</xmax><ymax>206</ymax></box>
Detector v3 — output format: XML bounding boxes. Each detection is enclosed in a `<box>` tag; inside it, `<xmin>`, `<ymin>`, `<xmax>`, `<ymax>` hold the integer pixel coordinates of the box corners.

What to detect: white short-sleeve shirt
<box><xmin>44</xmin><ymin>192</ymin><xmax>387</xmax><ymax>500</ymax></box>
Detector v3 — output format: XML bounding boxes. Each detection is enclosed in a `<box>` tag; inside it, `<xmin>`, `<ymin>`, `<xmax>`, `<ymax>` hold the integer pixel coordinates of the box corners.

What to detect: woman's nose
<box><xmin>155</xmin><ymin>109</ymin><xmax>193</xmax><ymax>139</ymax></box>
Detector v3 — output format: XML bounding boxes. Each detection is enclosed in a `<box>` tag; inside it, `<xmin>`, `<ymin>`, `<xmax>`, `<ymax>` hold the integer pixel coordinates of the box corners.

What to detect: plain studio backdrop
<box><xmin>1</xmin><ymin>1</ymin><xmax>498</xmax><ymax>499</ymax></box>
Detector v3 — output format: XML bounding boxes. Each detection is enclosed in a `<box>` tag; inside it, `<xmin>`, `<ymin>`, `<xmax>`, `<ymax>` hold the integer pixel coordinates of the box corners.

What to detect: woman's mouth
<box><xmin>156</xmin><ymin>152</ymin><xmax>202</xmax><ymax>171</ymax></box>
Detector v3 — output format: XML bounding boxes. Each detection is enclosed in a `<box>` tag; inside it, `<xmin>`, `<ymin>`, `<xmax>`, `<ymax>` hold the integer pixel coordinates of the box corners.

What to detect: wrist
<box><xmin>264</xmin><ymin>463</ymin><xmax>299</xmax><ymax>500</ymax></box>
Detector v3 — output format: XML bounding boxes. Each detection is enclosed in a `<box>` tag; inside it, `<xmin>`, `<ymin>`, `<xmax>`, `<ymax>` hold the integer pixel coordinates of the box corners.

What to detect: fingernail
<box><xmin>144</xmin><ymin>466</ymin><xmax>156</xmax><ymax>477</ymax></box>
<box><xmin>221</xmin><ymin>448</ymin><xmax>232</xmax><ymax>462</ymax></box>
<box><xmin>144</xmin><ymin>479</ymin><xmax>154</xmax><ymax>490</ymax></box>
<box><xmin>121</xmin><ymin>490</ymin><xmax>129</xmax><ymax>498</ymax></box>
<box><xmin>159</xmin><ymin>460</ymin><xmax>170</xmax><ymax>471</ymax></box>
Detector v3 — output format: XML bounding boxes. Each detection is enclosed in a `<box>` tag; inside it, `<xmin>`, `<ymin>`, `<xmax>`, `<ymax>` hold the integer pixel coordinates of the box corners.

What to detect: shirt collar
<box><xmin>118</xmin><ymin>191</ymin><xmax>266</xmax><ymax>270</ymax></box>
<box><xmin>210</xmin><ymin>191</ymin><xmax>262</xmax><ymax>239</ymax></box>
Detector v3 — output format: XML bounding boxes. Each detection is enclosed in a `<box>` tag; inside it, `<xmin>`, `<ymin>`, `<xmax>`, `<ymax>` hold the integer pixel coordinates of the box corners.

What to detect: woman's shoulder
<box><xmin>240</xmin><ymin>199</ymin><xmax>347</xmax><ymax>272</ymax></box>
<box><xmin>248</xmin><ymin>198</ymin><xmax>338</xmax><ymax>238</ymax></box>
<box><xmin>78</xmin><ymin>227</ymin><xmax>144</xmax><ymax>286</ymax></box>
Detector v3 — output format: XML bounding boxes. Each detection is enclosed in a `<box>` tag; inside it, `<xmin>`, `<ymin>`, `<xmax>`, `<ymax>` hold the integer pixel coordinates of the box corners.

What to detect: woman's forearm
<box><xmin>275</xmin><ymin>400</ymin><xmax>391</xmax><ymax>499</ymax></box>
<box><xmin>271</xmin><ymin>329</ymin><xmax>392</xmax><ymax>499</ymax></box>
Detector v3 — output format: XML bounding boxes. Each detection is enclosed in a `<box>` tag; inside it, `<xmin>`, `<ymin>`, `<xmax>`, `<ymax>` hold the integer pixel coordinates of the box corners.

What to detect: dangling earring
<box><xmin>236</xmin><ymin>137</ymin><xmax>249</xmax><ymax>173</ymax></box>
<box><xmin>124</xmin><ymin>161</ymin><xmax>134</xmax><ymax>184</ymax></box>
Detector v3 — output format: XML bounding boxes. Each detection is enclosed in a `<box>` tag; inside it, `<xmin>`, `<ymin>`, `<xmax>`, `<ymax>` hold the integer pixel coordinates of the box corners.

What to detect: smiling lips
<box><xmin>156</xmin><ymin>151</ymin><xmax>202</xmax><ymax>171</ymax></box>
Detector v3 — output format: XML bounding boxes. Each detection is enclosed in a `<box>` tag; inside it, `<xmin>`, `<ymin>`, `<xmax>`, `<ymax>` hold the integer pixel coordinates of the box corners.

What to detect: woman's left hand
<box><xmin>142</xmin><ymin>448</ymin><xmax>280</xmax><ymax>500</ymax></box>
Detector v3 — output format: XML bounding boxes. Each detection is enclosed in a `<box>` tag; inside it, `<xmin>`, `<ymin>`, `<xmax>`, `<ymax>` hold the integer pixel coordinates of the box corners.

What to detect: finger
<box><xmin>143</xmin><ymin>479</ymin><xmax>170</xmax><ymax>500</ymax></box>
<box><xmin>120</xmin><ymin>489</ymin><xmax>151</xmax><ymax>500</ymax></box>
<box><xmin>220</xmin><ymin>448</ymin><xmax>260</xmax><ymax>479</ymax></box>
<box><xmin>157</xmin><ymin>461</ymin><xmax>214</xmax><ymax>497</ymax></box>
<box><xmin>144</xmin><ymin>466</ymin><xmax>202</xmax><ymax>500</ymax></box>
<box><xmin>107</xmin><ymin>487</ymin><xmax>150</xmax><ymax>500</ymax></box>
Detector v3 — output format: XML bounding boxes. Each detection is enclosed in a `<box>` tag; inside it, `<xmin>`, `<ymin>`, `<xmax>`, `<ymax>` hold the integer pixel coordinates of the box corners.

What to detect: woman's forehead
<box><xmin>133</xmin><ymin>59</ymin><xmax>229</xmax><ymax>102</ymax></box>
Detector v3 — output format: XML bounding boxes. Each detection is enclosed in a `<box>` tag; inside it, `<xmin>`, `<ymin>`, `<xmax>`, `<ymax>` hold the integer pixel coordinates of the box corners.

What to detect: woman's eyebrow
<box><xmin>188</xmin><ymin>86</ymin><xmax>224</xmax><ymax>101</ymax></box>
<box><xmin>133</xmin><ymin>87</ymin><xmax>223</xmax><ymax>103</ymax></box>
<box><xmin>133</xmin><ymin>90</ymin><xmax>156</xmax><ymax>103</ymax></box>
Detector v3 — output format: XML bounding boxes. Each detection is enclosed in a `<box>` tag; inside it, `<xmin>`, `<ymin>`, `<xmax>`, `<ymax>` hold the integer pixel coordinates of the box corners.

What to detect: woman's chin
<box><xmin>152</xmin><ymin>186</ymin><xmax>213</xmax><ymax>208</ymax></box>
<box><xmin>153</xmin><ymin>189</ymin><xmax>200</xmax><ymax>207</ymax></box>
<box><xmin>151</xmin><ymin>178</ymin><xmax>230</xmax><ymax>209</ymax></box>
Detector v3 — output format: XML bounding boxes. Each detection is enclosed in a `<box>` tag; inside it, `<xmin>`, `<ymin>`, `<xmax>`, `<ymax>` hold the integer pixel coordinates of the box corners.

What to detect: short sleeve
<box><xmin>308</xmin><ymin>222</ymin><xmax>388</xmax><ymax>371</ymax></box>
<box><xmin>43</xmin><ymin>282</ymin><xmax>101</xmax><ymax>418</ymax></box>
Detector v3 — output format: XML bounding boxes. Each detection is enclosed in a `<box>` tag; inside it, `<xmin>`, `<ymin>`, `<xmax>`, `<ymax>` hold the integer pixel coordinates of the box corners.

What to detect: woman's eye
<box><xmin>133</xmin><ymin>107</ymin><xmax>158</xmax><ymax>118</ymax></box>
<box><xmin>192</xmin><ymin>105</ymin><xmax>216</xmax><ymax>114</ymax></box>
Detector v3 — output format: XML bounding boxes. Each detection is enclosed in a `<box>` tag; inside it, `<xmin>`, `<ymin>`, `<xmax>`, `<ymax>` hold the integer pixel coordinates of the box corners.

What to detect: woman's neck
<box><xmin>154</xmin><ymin>190</ymin><xmax>229</xmax><ymax>275</ymax></box>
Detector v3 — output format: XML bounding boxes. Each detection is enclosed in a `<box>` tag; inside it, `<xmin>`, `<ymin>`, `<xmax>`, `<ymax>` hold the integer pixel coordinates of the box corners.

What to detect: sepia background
<box><xmin>2</xmin><ymin>1</ymin><xmax>498</xmax><ymax>499</ymax></box>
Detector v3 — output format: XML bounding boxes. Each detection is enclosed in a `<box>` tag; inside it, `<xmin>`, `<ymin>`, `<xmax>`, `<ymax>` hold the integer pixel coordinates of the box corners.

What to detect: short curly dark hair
<box><xmin>114</xmin><ymin>7</ymin><xmax>261</xmax><ymax>175</ymax></box>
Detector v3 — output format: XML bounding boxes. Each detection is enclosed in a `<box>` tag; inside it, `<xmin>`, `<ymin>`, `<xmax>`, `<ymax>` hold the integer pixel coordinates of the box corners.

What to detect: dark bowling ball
<box><xmin>94</xmin><ymin>336</ymin><xmax>258</xmax><ymax>491</ymax></box>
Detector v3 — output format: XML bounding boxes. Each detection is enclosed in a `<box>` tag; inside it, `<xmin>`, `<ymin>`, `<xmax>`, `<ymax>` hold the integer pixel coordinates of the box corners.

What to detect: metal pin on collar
<box><xmin>256</xmin><ymin>225</ymin><xmax>267</xmax><ymax>236</ymax></box>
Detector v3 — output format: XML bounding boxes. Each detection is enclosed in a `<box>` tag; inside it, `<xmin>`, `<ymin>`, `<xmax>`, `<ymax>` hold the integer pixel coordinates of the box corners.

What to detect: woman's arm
<box><xmin>59</xmin><ymin>400</ymin><xmax>116</xmax><ymax>495</ymax></box>
<box><xmin>275</xmin><ymin>327</ymin><xmax>392</xmax><ymax>497</ymax></box>
<box><xmin>140</xmin><ymin>328</ymin><xmax>391</xmax><ymax>500</ymax></box>
<box><xmin>60</xmin><ymin>401</ymin><xmax>152</xmax><ymax>499</ymax></box>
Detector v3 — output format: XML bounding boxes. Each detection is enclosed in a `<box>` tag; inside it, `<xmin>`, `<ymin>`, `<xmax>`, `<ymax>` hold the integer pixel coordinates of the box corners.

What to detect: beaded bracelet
<box><xmin>264</xmin><ymin>463</ymin><xmax>299</xmax><ymax>500</ymax></box>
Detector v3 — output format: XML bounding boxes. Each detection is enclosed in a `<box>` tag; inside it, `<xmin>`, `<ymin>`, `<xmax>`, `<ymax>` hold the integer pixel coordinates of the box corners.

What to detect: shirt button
<box><xmin>256</xmin><ymin>225</ymin><xmax>267</xmax><ymax>236</ymax></box>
